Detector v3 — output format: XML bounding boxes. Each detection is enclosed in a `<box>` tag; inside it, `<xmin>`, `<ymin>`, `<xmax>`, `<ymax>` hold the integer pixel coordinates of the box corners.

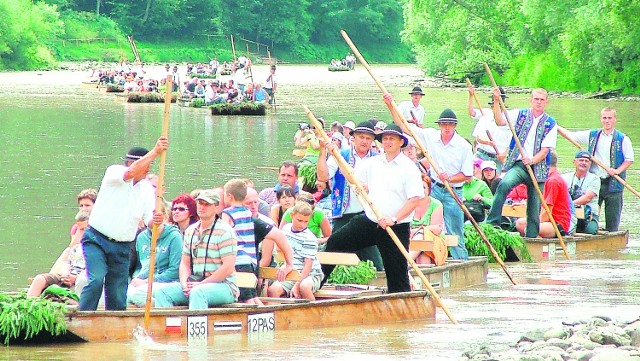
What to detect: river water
<box><xmin>1</xmin><ymin>64</ymin><xmax>639</xmax><ymax>360</ymax></box>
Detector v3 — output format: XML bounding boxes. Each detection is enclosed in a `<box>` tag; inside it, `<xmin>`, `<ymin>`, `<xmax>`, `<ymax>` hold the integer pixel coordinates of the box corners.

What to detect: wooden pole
<box><xmin>230</xmin><ymin>34</ymin><xmax>237</xmax><ymax>61</ymax></box>
<box><xmin>558</xmin><ymin>128</ymin><xmax>640</xmax><ymax>199</ymax></box>
<box><xmin>143</xmin><ymin>74</ymin><xmax>172</xmax><ymax>331</ymax></box>
<box><xmin>304</xmin><ymin>106</ymin><xmax>458</xmax><ymax>324</ymax></box>
<box><xmin>340</xmin><ymin>30</ymin><xmax>517</xmax><ymax>284</ymax></box>
<box><xmin>465</xmin><ymin>78</ymin><xmax>486</xmax><ymax>116</ymax></box>
<box><xmin>484</xmin><ymin>63</ymin><xmax>570</xmax><ymax>260</ymax></box>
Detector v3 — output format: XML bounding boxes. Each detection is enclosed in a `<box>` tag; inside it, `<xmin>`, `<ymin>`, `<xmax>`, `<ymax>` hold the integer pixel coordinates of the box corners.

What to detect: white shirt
<box><xmin>571</xmin><ymin>130</ymin><xmax>634</xmax><ymax>179</ymax></box>
<box><xmin>398</xmin><ymin>100</ymin><xmax>425</xmax><ymax>124</ymax></box>
<box><xmin>356</xmin><ymin>152</ymin><xmax>424</xmax><ymax>223</ymax></box>
<box><xmin>412</xmin><ymin>126</ymin><xmax>474</xmax><ymax>188</ymax></box>
<box><xmin>326</xmin><ymin>150</ymin><xmax>377</xmax><ymax>214</ymax></box>
<box><xmin>204</xmin><ymin>85</ymin><xmax>215</xmax><ymax>103</ymax></box>
<box><xmin>264</xmin><ymin>73</ymin><xmax>277</xmax><ymax>89</ymax></box>
<box><xmin>562</xmin><ymin>171</ymin><xmax>600</xmax><ymax>210</ymax></box>
<box><xmin>471</xmin><ymin>108</ymin><xmax>512</xmax><ymax>154</ymax></box>
<box><xmin>504</xmin><ymin>109</ymin><xmax>557</xmax><ymax>160</ymax></box>
<box><xmin>89</xmin><ymin>164</ymin><xmax>155</xmax><ymax>242</ymax></box>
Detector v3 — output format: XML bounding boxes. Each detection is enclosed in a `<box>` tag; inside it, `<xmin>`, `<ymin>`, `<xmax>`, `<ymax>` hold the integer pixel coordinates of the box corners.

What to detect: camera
<box><xmin>569</xmin><ymin>184</ymin><xmax>583</xmax><ymax>201</ymax></box>
<box><xmin>299</xmin><ymin>123</ymin><xmax>310</xmax><ymax>130</ymax></box>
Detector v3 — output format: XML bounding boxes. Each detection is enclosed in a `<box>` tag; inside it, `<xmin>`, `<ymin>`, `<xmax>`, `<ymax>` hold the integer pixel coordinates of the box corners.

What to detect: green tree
<box><xmin>0</xmin><ymin>0</ymin><xmax>63</xmax><ymax>69</ymax></box>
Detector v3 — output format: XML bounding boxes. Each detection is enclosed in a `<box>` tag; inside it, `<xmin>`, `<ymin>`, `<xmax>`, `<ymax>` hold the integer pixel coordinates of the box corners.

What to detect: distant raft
<box><xmin>210</xmin><ymin>102</ymin><xmax>266</xmax><ymax>116</ymax></box>
<box><xmin>328</xmin><ymin>64</ymin><xmax>351</xmax><ymax>72</ymax></box>
<box><xmin>115</xmin><ymin>92</ymin><xmax>177</xmax><ymax>103</ymax></box>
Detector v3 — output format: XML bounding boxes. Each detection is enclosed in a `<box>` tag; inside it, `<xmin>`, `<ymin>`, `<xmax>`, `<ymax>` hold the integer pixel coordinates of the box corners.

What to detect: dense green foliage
<box><xmin>1</xmin><ymin>0</ymin><xmax>410</xmax><ymax>70</ymax></box>
<box><xmin>463</xmin><ymin>223</ymin><xmax>531</xmax><ymax>262</ymax></box>
<box><xmin>327</xmin><ymin>260</ymin><xmax>377</xmax><ymax>285</ymax></box>
<box><xmin>0</xmin><ymin>292</ymin><xmax>67</xmax><ymax>345</ymax></box>
<box><xmin>404</xmin><ymin>0</ymin><xmax>640</xmax><ymax>93</ymax></box>
<box><xmin>0</xmin><ymin>0</ymin><xmax>63</xmax><ymax>69</ymax></box>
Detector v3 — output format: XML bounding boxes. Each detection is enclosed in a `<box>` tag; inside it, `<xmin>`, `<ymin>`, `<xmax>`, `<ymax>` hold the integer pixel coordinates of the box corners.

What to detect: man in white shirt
<box><xmin>264</xmin><ymin>65</ymin><xmax>277</xmax><ymax>104</ymax></box>
<box><xmin>320</xmin><ymin>124</ymin><xmax>423</xmax><ymax>293</ymax></box>
<box><xmin>317</xmin><ymin>121</ymin><xmax>383</xmax><ymax>270</ymax></box>
<box><xmin>398</xmin><ymin>86</ymin><xmax>426</xmax><ymax>126</ymax></box>
<box><xmin>485</xmin><ymin>88</ymin><xmax>558</xmax><ymax>237</ymax></box>
<box><xmin>467</xmin><ymin>85</ymin><xmax>512</xmax><ymax>174</ymax></box>
<box><xmin>562</xmin><ymin>150</ymin><xmax>600</xmax><ymax>234</ymax></box>
<box><xmin>559</xmin><ymin>107</ymin><xmax>634</xmax><ymax>231</ymax></box>
<box><xmin>80</xmin><ymin>137</ymin><xmax>168</xmax><ymax>311</ymax></box>
<box><xmin>408</xmin><ymin>108</ymin><xmax>474</xmax><ymax>260</ymax></box>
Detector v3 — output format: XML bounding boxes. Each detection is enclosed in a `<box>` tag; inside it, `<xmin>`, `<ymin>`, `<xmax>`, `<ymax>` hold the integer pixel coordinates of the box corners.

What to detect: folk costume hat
<box><xmin>349</xmin><ymin>121</ymin><xmax>376</xmax><ymax>136</ymax></box>
<box><xmin>376</xmin><ymin>124</ymin><xmax>409</xmax><ymax>148</ymax></box>
<box><xmin>123</xmin><ymin>147</ymin><xmax>149</xmax><ymax>162</ymax></box>
<box><xmin>435</xmin><ymin>109</ymin><xmax>458</xmax><ymax>124</ymax></box>
<box><xmin>409</xmin><ymin>86</ymin><xmax>425</xmax><ymax>96</ymax></box>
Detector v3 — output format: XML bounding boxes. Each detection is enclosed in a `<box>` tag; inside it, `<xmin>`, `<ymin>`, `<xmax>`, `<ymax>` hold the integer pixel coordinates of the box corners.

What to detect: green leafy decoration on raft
<box><xmin>464</xmin><ymin>223</ymin><xmax>532</xmax><ymax>262</ymax></box>
<box><xmin>209</xmin><ymin>102</ymin><xmax>266</xmax><ymax>115</ymax></box>
<box><xmin>297</xmin><ymin>163</ymin><xmax>318</xmax><ymax>191</ymax></box>
<box><xmin>327</xmin><ymin>260</ymin><xmax>377</xmax><ymax>285</ymax></box>
<box><xmin>0</xmin><ymin>292</ymin><xmax>67</xmax><ymax>345</ymax></box>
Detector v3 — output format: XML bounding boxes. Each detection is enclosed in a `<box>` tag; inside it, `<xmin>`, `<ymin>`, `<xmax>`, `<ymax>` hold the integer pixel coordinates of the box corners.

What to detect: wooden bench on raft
<box><xmin>502</xmin><ymin>204</ymin><xmax>585</xmax><ymax>219</ymax></box>
<box><xmin>410</xmin><ymin>227</ymin><xmax>459</xmax><ymax>267</ymax></box>
<box><xmin>241</xmin><ymin>251</ymin><xmax>382</xmax><ymax>300</ymax></box>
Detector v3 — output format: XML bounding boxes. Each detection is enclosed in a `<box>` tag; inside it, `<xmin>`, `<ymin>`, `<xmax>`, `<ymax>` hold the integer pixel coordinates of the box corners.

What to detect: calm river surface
<box><xmin>1</xmin><ymin>64</ymin><xmax>639</xmax><ymax>360</ymax></box>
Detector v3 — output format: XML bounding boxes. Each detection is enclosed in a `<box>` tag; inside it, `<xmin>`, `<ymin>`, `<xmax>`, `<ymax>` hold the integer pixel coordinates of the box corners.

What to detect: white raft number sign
<box><xmin>247</xmin><ymin>312</ymin><xmax>275</xmax><ymax>333</ymax></box>
<box><xmin>187</xmin><ymin>316</ymin><xmax>208</xmax><ymax>341</ymax></box>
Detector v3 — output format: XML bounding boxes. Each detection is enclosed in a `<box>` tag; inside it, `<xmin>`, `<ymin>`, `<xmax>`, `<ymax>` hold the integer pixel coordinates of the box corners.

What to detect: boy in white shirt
<box><xmin>268</xmin><ymin>201</ymin><xmax>323</xmax><ymax>300</ymax></box>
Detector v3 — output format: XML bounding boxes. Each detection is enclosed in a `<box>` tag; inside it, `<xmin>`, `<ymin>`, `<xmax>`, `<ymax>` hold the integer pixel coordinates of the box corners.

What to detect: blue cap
<box><xmin>575</xmin><ymin>150</ymin><xmax>591</xmax><ymax>159</ymax></box>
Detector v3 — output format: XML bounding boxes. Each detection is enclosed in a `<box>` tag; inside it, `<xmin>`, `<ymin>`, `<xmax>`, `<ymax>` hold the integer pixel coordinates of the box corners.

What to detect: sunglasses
<box><xmin>172</xmin><ymin>207</ymin><xmax>188</xmax><ymax>212</ymax></box>
<box><xmin>301</xmin><ymin>198</ymin><xmax>316</xmax><ymax>205</ymax></box>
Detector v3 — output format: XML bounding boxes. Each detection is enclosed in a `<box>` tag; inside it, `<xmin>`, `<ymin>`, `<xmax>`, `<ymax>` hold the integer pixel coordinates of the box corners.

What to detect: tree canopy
<box><xmin>403</xmin><ymin>0</ymin><xmax>640</xmax><ymax>93</ymax></box>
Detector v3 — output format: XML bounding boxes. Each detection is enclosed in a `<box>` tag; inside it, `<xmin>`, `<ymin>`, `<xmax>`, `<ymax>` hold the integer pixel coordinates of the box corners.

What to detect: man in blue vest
<box><xmin>485</xmin><ymin>88</ymin><xmax>558</xmax><ymax>237</ymax></box>
<box><xmin>316</xmin><ymin>121</ymin><xmax>384</xmax><ymax>270</ymax></box>
<box><xmin>559</xmin><ymin>107</ymin><xmax>634</xmax><ymax>231</ymax></box>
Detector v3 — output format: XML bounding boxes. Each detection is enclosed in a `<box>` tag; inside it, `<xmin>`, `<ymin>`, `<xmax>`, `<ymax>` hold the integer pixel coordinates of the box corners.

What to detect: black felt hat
<box><xmin>349</xmin><ymin>121</ymin><xmax>376</xmax><ymax>136</ymax></box>
<box><xmin>375</xmin><ymin>124</ymin><xmax>409</xmax><ymax>148</ymax></box>
<box><xmin>122</xmin><ymin>147</ymin><xmax>149</xmax><ymax>162</ymax></box>
<box><xmin>409</xmin><ymin>86</ymin><xmax>425</xmax><ymax>96</ymax></box>
<box><xmin>435</xmin><ymin>109</ymin><xmax>458</xmax><ymax>124</ymax></box>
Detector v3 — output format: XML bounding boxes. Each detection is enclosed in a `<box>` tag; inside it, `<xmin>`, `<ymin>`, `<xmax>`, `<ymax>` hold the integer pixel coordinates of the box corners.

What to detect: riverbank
<box><xmin>51</xmin><ymin>61</ymin><xmax>640</xmax><ymax>101</ymax></box>
<box><xmin>461</xmin><ymin>316</ymin><xmax>640</xmax><ymax>361</ymax></box>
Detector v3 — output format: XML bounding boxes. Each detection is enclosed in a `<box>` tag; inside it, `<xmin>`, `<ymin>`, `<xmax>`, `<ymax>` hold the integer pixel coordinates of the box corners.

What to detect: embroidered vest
<box><xmin>331</xmin><ymin>148</ymin><xmax>377</xmax><ymax>218</ymax></box>
<box><xmin>503</xmin><ymin>109</ymin><xmax>556</xmax><ymax>181</ymax></box>
<box><xmin>588</xmin><ymin>129</ymin><xmax>627</xmax><ymax>192</ymax></box>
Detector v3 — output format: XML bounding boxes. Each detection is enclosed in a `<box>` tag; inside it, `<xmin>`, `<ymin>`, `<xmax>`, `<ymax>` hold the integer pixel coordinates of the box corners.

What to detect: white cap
<box><xmin>343</xmin><ymin>121</ymin><xmax>356</xmax><ymax>130</ymax></box>
<box><xmin>375</xmin><ymin>121</ymin><xmax>387</xmax><ymax>130</ymax></box>
<box><xmin>480</xmin><ymin>160</ymin><xmax>497</xmax><ymax>170</ymax></box>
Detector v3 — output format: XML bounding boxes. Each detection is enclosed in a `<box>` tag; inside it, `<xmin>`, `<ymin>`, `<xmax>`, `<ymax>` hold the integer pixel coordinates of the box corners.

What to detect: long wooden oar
<box><xmin>484</xmin><ymin>64</ymin><xmax>569</xmax><ymax>260</ymax></box>
<box><xmin>340</xmin><ymin>30</ymin><xmax>517</xmax><ymax>285</ymax></box>
<box><xmin>465</xmin><ymin>78</ymin><xmax>486</xmax><ymax>117</ymax></box>
<box><xmin>143</xmin><ymin>74</ymin><xmax>172</xmax><ymax>331</ymax></box>
<box><xmin>304</xmin><ymin>106</ymin><xmax>458</xmax><ymax>324</ymax></box>
<box><xmin>558</xmin><ymin>128</ymin><xmax>640</xmax><ymax>199</ymax></box>
<box><xmin>230</xmin><ymin>34</ymin><xmax>237</xmax><ymax>62</ymax></box>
